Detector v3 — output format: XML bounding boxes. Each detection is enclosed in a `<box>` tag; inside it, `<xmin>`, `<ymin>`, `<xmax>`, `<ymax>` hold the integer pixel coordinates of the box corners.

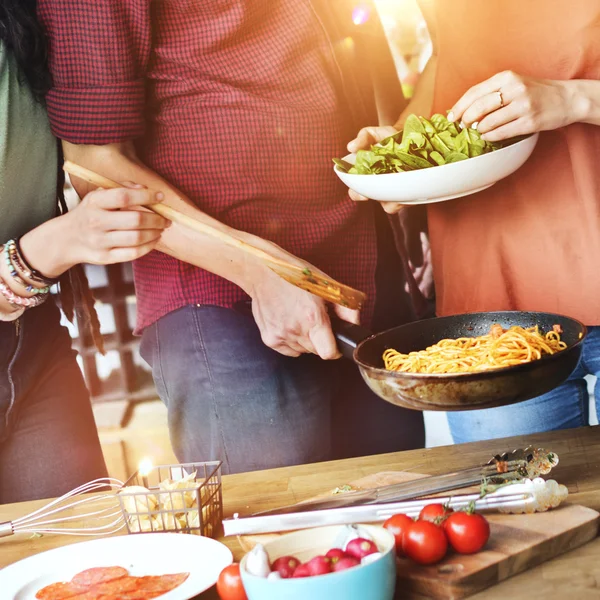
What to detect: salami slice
<box><xmin>71</xmin><ymin>566</ymin><xmax>129</xmax><ymax>587</ymax></box>
<box><xmin>100</xmin><ymin>592</ymin><xmax>164</xmax><ymax>600</ymax></box>
<box><xmin>64</xmin><ymin>593</ymin><xmax>104</xmax><ymax>600</ymax></box>
<box><xmin>135</xmin><ymin>573</ymin><xmax>189</xmax><ymax>593</ymax></box>
<box><xmin>35</xmin><ymin>582</ymin><xmax>89</xmax><ymax>600</ymax></box>
<box><xmin>88</xmin><ymin>575</ymin><xmax>140</xmax><ymax>595</ymax></box>
<box><xmin>37</xmin><ymin>567</ymin><xmax>189</xmax><ymax>600</ymax></box>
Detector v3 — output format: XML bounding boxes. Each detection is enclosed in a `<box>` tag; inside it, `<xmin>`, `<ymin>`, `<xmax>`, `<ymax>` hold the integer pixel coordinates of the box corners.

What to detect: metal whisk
<box><xmin>0</xmin><ymin>478</ymin><xmax>126</xmax><ymax>538</ymax></box>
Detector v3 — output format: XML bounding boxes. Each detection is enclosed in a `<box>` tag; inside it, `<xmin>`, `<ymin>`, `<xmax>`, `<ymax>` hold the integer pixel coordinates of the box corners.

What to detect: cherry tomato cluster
<box><xmin>216</xmin><ymin>537</ymin><xmax>381</xmax><ymax>600</ymax></box>
<box><xmin>383</xmin><ymin>503</ymin><xmax>490</xmax><ymax>565</ymax></box>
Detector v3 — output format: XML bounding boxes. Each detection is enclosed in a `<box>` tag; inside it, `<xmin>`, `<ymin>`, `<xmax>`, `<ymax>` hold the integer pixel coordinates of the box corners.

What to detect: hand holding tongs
<box><xmin>63</xmin><ymin>162</ymin><xmax>366</xmax><ymax>310</ymax></box>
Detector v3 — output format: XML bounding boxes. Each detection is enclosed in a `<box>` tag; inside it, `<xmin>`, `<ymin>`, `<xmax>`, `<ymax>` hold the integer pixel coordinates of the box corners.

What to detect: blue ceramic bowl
<box><xmin>240</xmin><ymin>524</ymin><xmax>396</xmax><ymax>600</ymax></box>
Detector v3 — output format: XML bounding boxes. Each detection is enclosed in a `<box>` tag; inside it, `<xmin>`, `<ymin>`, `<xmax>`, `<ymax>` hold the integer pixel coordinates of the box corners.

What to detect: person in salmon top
<box><xmin>346</xmin><ymin>0</ymin><xmax>600</xmax><ymax>442</ymax></box>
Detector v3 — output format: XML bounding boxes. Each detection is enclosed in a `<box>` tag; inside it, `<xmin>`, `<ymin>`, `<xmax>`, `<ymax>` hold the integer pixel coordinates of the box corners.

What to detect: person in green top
<box><xmin>0</xmin><ymin>0</ymin><xmax>170</xmax><ymax>503</ymax></box>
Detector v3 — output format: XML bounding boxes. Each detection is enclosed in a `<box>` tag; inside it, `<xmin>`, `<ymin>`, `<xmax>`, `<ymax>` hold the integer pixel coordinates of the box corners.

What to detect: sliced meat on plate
<box><xmin>35</xmin><ymin>581</ymin><xmax>89</xmax><ymax>600</ymax></box>
<box><xmin>71</xmin><ymin>566</ymin><xmax>129</xmax><ymax>587</ymax></box>
<box><xmin>89</xmin><ymin>575</ymin><xmax>141</xmax><ymax>595</ymax></box>
<box><xmin>134</xmin><ymin>573</ymin><xmax>190</xmax><ymax>593</ymax></box>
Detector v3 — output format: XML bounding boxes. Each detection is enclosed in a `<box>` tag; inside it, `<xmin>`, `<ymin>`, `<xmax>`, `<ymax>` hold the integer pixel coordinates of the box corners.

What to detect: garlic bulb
<box><xmin>245</xmin><ymin>544</ymin><xmax>272</xmax><ymax>578</ymax></box>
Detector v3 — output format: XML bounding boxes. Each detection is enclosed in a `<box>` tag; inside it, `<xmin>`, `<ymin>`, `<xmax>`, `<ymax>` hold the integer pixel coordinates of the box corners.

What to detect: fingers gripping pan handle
<box><xmin>233</xmin><ymin>302</ymin><xmax>371</xmax><ymax>361</ymax></box>
<box><xmin>331</xmin><ymin>318</ymin><xmax>372</xmax><ymax>360</ymax></box>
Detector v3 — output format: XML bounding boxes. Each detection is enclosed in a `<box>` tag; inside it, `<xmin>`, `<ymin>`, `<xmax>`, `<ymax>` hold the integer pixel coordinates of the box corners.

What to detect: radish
<box><xmin>325</xmin><ymin>548</ymin><xmax>348</xmax><ymax>565</ymax></box>
<box><xmin>291</xmin><ymin>563</ymin><xmax>311</xmax><ymax>578</ymax></box>
<box><xmin>345</xmin><ymin>538</ymin><xmax>379</xmax><ymax>559</ymax></box>
<box><xmin>332</xmin><ymin>556</ymin><xmax>360</xmax><ymax>572</ymax></box>
<box><xmin>271</xmin><ymin>556</ymin><xmax>300</xmax><ymax>579</ymax></box>
<box><xmin>306</xmin><ymin>556</ymin><xmax>332</xmax><ymax>576</ymax></box>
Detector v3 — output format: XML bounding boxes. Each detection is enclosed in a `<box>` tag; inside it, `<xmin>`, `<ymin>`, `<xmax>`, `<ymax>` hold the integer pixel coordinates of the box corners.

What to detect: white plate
<box><xmin>0</xmin><ymin>533</ymin><xmax>233</xmax><ymax>600</ymax></box>
<box><xmin>334</xmin><ymin>133</ymin><xmax>538</xmax><ymax>204</ymax></box>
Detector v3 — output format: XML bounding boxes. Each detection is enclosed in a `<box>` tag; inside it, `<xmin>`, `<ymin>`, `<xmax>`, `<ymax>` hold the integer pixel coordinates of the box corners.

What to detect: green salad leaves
<box><xmin>334</xmin><ymin>113</ymin><xmax>510</xmax><ymax>175</ymax></box>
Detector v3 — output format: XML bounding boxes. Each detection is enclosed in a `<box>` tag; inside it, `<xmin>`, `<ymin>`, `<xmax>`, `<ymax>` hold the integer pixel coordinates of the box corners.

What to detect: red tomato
<box><xmin>216</xmin><ymin>564</ymin><xmax>248</xmax><ymax>600</ymax></box>
<box><xmin>444</xmin><ymin>512</ymin><xmax>490</xmax><ymax>554</ymax></box>
<box><xmin>419</xmin><ymin>503</ymin><xmax>453</xmax><ymax>524</ymax></box>
<box><xmin>402</xmin><ymin>520</ymin><xmax>448</xmax><ymax>565</ymax></box>
<box><xmin>383</xmin><ymin>513</ymin><xmax>414</xmax><ymax>555</ymax></box>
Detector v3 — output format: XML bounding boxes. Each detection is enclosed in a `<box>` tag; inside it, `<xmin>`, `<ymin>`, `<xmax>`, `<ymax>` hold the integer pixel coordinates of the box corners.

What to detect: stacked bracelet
<box><xmin>2</xmin><ymin>244</ymin><xmax>51</xmax><ymax>295</ymax></box>
<box><xmin>0</xmin><ymin>279</ymin><xmax>48</xmax><ymax>308</ymax></box>
<box><xmin>0</xmin><ymin>238</ymin><xmax>53</xmax><ymax>313</ymax></box>
<box><xmin>8</xmin><ymin>238</ymin><xmax>56</xmax><ymax>287</ymax></box>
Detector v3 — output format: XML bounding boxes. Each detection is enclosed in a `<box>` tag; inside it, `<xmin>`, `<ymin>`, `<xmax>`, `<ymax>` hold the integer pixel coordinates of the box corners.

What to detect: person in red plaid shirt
<box><xmin>38</xmin><ymin>0</ymin><xmax>425</xmax><ymax>472</ymax></box>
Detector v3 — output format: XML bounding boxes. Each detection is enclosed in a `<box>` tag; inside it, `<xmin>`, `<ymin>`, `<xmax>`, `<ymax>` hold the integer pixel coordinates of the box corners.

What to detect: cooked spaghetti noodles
<box><xmin>383</xmin><ymin>325</ymin><xmax>567</xmax><ymax>374</ymax></box>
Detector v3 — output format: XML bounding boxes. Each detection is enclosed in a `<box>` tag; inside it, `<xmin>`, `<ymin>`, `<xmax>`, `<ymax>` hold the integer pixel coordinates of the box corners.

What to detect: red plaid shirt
<box><xmin>38</xmin><ymin>0</ymin><xmax>379</xmax><ymax>331</ymax></box>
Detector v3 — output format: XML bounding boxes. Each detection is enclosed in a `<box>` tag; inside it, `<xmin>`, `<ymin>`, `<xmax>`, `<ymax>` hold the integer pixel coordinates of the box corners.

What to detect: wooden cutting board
<box><xmin>238</xmin><ymin>471</ymin><xmax>600</xmax><ymax>600</ymax></box>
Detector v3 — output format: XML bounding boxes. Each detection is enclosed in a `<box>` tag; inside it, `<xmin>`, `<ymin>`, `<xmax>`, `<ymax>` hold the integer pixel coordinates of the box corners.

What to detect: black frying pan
<box><xmin>334</xmin><ymin>311</ymin><xmax>587</xmax><ymax>411</ymax></box>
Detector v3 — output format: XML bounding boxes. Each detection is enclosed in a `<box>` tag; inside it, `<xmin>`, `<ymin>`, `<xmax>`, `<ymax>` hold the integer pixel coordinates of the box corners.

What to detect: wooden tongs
<box><xmin>63</xmin><ymin>162</ymin><xmax>366</xmax><ymax>310</ymax></box>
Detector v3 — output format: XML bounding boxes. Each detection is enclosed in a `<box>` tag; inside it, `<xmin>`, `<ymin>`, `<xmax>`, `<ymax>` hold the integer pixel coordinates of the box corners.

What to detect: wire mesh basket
<box><xmin>117</xmin><ymin>461</ymin><xmax>223</xmax><ymax>538</ymax></box>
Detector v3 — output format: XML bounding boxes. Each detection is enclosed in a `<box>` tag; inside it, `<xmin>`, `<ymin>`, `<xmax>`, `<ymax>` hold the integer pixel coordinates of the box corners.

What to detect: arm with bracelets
<box><xmin>0</xmin><ymin>185</ymin><xmax>170</xmax><ymax>321</ymax></box>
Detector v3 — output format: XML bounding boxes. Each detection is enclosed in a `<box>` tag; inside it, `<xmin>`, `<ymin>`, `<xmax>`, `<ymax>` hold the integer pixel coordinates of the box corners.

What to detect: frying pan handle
<box><xmin>330</xmin><ymin>318</ymin><xmax>372</xmax><ymax>360</ymax></box>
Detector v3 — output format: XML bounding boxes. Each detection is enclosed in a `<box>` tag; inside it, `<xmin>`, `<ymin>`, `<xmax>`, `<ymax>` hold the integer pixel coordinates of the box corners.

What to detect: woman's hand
<box><xmin>448</xmin><ymin>71</ymin><xmax>577</xmax><ymax>142</ymax></box>
<box><xmin>64</xmin><ymin>185</ymin><xmax>170</xmax><ymax>267</ymax></box>
<box><xmin>19</xmin><ymin>185</ymin><xmax>170</xmax><ymax>279</ymax></box>
<box><xmin>346</xmin><ymin>126</ymin><xmax>402</xmax><ymax>212</ymax></box>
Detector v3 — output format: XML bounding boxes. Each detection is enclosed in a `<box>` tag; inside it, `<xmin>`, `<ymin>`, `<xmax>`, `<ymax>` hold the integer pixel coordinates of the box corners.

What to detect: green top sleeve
<box><xmin>0</xmin><ymin>41</ymin><xmax>58</xmax><ymax>243</ymax></box>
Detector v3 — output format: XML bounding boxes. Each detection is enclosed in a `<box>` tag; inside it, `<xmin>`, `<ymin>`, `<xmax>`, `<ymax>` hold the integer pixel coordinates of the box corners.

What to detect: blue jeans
<box><xmin>447</xmin><ymin>326</ymin><xmax>600</xmax><ymax>443</ymax></box>
<box><xmin>140</xmin><ymin>209</ymin><xmax>425</xmax><ymax>473</ymax></box>
<box><xmin>0</xmin><ymin>301</ymin><xmax>107</xmax><ymax>503</ymax></box>
<box><xmin>140</xmin><ymin>303</ymin><xmax>425</xmax><ymax>474</ymax></box>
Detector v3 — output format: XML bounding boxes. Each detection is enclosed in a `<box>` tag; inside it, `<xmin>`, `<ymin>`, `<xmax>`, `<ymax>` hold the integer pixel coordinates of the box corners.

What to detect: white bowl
<box><xmin>334</xmin><ymin>133</ymin><xmax>538</xmax><ymax>204</ymax></box>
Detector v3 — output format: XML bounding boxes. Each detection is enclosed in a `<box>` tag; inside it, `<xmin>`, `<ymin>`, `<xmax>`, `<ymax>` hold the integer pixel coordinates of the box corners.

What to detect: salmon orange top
<box><xmin>428</xmin><ymin>0</ymin><xmax>600</xmax><ymax>324</ymax></box>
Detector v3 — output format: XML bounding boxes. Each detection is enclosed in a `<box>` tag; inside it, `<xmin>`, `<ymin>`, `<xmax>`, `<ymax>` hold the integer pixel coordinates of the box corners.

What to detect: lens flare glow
<box><xmin>138</xmin><ymin>457</ymin><xmax>153</xmax><ymax>477</ymax></box>
<box><xmin>352</xmin><ymin>5</ymin><xmax>371</xmax><ymax>26</ymax></box>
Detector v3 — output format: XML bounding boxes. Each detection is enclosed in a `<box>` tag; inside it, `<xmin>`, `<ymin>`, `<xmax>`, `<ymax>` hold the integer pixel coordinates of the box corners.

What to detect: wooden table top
<box><xmin>1</xmin><ymin>425</ymin><xmax>599</xmax><ymax>599</ymax></box>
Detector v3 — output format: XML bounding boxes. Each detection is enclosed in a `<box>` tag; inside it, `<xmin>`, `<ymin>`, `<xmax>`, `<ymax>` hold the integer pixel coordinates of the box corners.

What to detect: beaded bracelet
<box><xmin>2</xmin><ymin>244</ymin><xmax>51</xmax><ymax>295</ymax></box>
<box><xmin>8</xmin><ymin>238</ymin><xmax>57</xmax><ymax>287</ymax></box>
<box><xmin>0</xmin><ymin>278</ymin><xmax>48</xmax><ymax>308</ymax></box>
